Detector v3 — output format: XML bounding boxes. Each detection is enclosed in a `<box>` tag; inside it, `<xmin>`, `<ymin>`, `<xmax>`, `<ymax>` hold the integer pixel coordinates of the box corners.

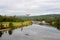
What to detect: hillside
<box><xmin>17</xmin><ymin>14</ymin><xmax>60</xmax><ymax>19</ymax></box>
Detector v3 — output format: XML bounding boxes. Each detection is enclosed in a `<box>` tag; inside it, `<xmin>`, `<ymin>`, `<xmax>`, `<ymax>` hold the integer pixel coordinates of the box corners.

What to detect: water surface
<box><xmin>0</xmin><ymin>24</ymin><xmax>60</xmax><ymax>40</ymax></box>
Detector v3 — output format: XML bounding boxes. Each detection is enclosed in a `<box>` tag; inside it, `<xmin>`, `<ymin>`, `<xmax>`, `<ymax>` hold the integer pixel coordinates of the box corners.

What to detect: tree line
<box><xmin>0</xmin><ymin>15</ymin><xmax>24</xmax><ymax>22</ymax></box>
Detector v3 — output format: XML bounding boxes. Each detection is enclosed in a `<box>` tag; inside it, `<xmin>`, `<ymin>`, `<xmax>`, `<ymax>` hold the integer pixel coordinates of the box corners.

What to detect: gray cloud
<box><xmin>0</xmin><ymin>0</ymin><xmax>60</xmax><ymax>16</ymax></box>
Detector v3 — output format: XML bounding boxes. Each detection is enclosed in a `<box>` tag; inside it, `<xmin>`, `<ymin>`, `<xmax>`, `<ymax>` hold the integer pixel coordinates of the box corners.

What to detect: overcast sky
<box><xmin>0</xmin><ymin>0</ymin><xmax>60</xmax><ymax>16</ymax></box>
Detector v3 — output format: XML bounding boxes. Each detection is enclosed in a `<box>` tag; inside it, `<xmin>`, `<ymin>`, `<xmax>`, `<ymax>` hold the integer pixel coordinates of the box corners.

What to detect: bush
<box><xmin>9</xmin><ymin>22</ymin><xmax>13</xmax><ymax>28</ymax></box>
<box><xmin>0</xmin><ymin>24</ymin><xmax>4</xmax><ymax>29</ymax></box>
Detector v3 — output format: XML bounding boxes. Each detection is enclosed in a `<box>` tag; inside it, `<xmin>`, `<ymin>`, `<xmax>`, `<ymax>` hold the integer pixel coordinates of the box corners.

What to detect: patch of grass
<box><xmin>0</xmin><ymin>21</ymin><xmax>32</xmax><ymax>29</ymax></box>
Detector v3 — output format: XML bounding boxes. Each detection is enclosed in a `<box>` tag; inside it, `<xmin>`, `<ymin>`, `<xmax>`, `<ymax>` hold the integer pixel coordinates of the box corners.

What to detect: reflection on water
<box><xmin>21</xmin><ymin>27</ymin><xmax>23</xmax><ymax>31</ymax></box>
<box><xmin>0</xmin><ymin>31</ymin><xmax>3</xmax><ymax>37</ymax></box>
<box><xmin>0</xmin><ymin>29</ymin><xmax>13</xmax><ymax>37</ymax></box>
<box><xmin>8</xmin><ymin>29</ymin><xmax>13</xmax><ymax>35</ymax></box>
<box><xmin>0</xmin><ymin>27</ymin><xmax>24</xmax><ymax>37</ymax></box>
<box><xmin>39</xmin><ymin>22</ymin><xmax>60</xmax><ymax>30</ymax></box>
<box><xmin>0</xmin><ymin>24</ymin><xmax>60</xmax><ymax>40</ymax></box>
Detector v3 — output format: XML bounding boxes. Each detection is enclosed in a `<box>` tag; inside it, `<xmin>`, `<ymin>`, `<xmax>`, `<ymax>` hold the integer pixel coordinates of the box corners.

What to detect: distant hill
<box><xmin>40</xmin><ymin>14</ymin><xmax>60</xmax><ymax>17</ymax></box>
<box><xmin>31</xmin><ymin>14</ymin><xmax>60</xmax><ymax>18</ymax></box>
<box><xmin>17</xmin><ymin>14</ymin><xmax>60</xmax><ymax>19</ymax></box>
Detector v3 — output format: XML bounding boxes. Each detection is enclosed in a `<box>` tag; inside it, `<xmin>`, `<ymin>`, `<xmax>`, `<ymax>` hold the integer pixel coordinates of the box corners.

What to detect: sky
<box><xmin>0</xmin><ymin>0</ymin><xmax>60</xmax><ymax>16</ymax></box>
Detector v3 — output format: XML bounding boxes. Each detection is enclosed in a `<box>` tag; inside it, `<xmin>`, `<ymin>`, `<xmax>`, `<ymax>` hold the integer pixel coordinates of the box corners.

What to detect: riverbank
<box><xmin>0</xmin><ymin>21</ymin><xmax>32</xmax><ymax>31</ymax></box>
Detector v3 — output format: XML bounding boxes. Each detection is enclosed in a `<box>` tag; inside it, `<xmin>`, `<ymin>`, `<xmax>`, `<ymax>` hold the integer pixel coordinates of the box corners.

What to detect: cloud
<box><xmin>0</xmin><ymin>0</ymin><xmax>60</xmax><ymax>16</ymax></box>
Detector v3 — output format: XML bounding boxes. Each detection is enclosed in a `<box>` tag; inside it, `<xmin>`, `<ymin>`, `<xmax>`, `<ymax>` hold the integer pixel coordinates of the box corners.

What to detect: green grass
<box><xmin>0</xmin><ymin>21</ymin><xmax>32</xmax><ymax>29</ymax></box>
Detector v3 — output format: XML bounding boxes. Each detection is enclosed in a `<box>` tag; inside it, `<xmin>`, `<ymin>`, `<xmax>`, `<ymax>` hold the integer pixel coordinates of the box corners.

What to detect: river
<box><xmin>0</xmin><ymin>24</ymin><xmax>60</xmax><ymax>40</ymax></box>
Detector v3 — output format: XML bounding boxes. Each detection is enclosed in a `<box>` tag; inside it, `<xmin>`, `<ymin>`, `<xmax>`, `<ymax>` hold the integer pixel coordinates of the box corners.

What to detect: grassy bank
<box><xmin>0</xmin><ymin>21</ymin><xmax>32</xmax><ymax>30</ymax></box>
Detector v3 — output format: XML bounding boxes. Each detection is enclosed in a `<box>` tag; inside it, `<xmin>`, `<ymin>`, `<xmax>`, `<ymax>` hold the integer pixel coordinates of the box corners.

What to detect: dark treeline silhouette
<box><xmin>0</xmin><ymin>15</ymin><xmax>24</xmax><ymax>22</ymax></box>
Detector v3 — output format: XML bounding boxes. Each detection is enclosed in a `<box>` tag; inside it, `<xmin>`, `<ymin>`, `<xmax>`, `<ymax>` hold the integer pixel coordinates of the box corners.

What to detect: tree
<box><xmin>0</xmin><ymin>24</ymin><xmax>4</xmax><ymax>29</ymax></box>
<box><xmin>9</xmin><ymin>22</ymin><xmax>13</xmax><ymax>28</ymax></box>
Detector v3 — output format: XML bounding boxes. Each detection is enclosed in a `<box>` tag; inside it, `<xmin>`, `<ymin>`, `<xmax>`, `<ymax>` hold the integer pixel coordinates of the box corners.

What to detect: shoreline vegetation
<box><xmin>0</xmin><ymin>14</ymin><xmax>60</xmax><ymax>31</ymax></box>
<box><xmin>0</xmin><ymin>21</ymin><xmax>32</xmax><ymax>31</ymax></box>
<box><xmin>33</xmin><ymin>17</ymin><xmax>60</xmax><ymax>30</ymax></box>
<box><xmin>0</xmin><ymin>15</ymin><xmax>32</xmax><ymax>31</ymax></box>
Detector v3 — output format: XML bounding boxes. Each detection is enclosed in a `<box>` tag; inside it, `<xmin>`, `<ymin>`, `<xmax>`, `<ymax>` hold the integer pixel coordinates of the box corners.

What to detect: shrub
<box><xmin>0</xmin><ymin>24</ymin><xmax>4</xmax><ymax>29</ymax></box>
<box><xmin>9</xmin><ymin>22</ymin><xmax>13</xmax><ymax>28</ymax></box>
